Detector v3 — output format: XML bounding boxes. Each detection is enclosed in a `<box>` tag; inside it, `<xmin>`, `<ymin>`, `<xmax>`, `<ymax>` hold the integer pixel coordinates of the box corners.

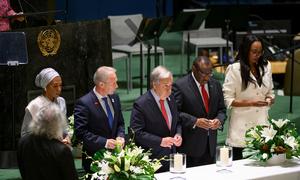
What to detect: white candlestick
<box><xmin>174</xmin><ymin>153</ymin><xmax>183</xmax><ymax>171</ymax></box>
<box><xmin>220</xmin><ymin>146</ymin><xmax>229</xmax><ymax>166</ymax></box>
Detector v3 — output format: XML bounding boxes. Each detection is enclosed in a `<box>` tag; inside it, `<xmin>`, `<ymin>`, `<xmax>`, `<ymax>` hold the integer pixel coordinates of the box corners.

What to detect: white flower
<box><xmin>142</xmin><ymin>155</ymin><xmax>150</xmax><ymax>162</ymax></box>
<box><xmin>261</xmin><ymin>126</ymin><xmax>277</xmax><ymax>143</ymax></box>
<box><xmin>100</xmin><ymin>162</ymin><xmax>114</xmax><ymax>174</ymax></box>
<box><xmin>127</xmin><ymin>146</ymin><xmax>143</xmax><ymax>157</ymax></box>
<box><xmin>272</xmin><ymin>119</ymin><xmax>289</xmax><ymax>128</ymax></box>
<box><xmin>262</xmin><ymin>153</ymin><xmax>268</xmax><ymax>159</ymax></box>
<box><xmin>130</xmin><ymin>166</ymin><xmax>144</xmax><ymax>174</ymax></box>
<box><xmin>282</xmin><ymin>136</ymin><xmax>298</xmax><ymax>150</ymax></box>
<box><xmin>270</xmin><ymin>144</ymin><xmax>275</xmax><ymax>153</ymax></box>
<box><xmin>152</xmin><ymin>160</ymin><xmax>162</xmax><ymax>171</ymax></box>
<box><xmin>124</xmin><ymin>157</ymin><xmax>130</xmax><ymax>171</ymax></box>
<box><xmin>103</xmin><ymin>151</ymin><xmax>112</xmax><ymax>159</ymax></box>
<box><xmin>248</xmin><ymin>129</ymin><xmax>260</xmax><ymax>139</ymax></box>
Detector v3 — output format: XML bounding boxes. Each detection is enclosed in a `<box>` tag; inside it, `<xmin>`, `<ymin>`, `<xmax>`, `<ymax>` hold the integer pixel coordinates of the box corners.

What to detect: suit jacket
<box><xmin>130</xmin><ymin>91</ymin><xmax>182</xmax><ymax>161</ymax></box>
<box><xmin>74</xmin><ymin>90</ymin><xmax>125</xmax><ymax>172</ymax></box>
<box><xmin>17</xmin><ymin>135</ymin><xmax>78</xmax><ymax>180</ymax></box>
<box><xmin>172</xmin><ymin>74</ymin><xmax>226</xmax><ymax>157</ymax></box>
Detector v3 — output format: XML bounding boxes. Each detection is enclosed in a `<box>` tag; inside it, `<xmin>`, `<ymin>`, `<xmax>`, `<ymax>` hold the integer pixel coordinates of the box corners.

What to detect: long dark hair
<box><xmin>236</xmin><ymin>34</ymin><xmax>268</xmax><ymax>90</ymax></box>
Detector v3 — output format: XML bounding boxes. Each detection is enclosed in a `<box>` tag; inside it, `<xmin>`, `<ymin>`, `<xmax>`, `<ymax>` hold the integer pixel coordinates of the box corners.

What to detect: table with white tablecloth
<box><xmin>155</xmin><ymin>158</ymin><xmax>300</xmax><ymax>180</ymax></box>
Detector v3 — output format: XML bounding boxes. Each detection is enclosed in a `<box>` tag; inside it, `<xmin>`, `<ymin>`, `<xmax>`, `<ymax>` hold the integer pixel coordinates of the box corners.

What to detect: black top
<box><xmin>17</xmin><ymin>134</ymin><xmax>78</xmax><ymax>180</ymax></box>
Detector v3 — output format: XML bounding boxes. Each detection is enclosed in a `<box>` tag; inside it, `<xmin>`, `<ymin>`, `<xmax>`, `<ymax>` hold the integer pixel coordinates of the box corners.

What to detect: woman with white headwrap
<box><xmin>21</xmin><ymin>68</ymin><xmax>69</xmax><ymax>144</ymax></box>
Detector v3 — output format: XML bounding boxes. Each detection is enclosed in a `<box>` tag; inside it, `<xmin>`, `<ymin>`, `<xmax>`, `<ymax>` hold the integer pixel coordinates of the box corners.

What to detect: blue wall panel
<box><xmin>56</xmin><ymin>0</ymin><xmax>173</xmax><ymax>22</ymax></box>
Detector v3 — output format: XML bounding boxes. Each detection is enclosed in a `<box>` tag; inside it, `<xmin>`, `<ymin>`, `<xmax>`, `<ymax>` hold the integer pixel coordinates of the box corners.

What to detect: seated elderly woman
<box><xmin>17</xmin><ymin>104</ymin><xmax>78</xmax><ymax>180</ymax></box>
<box><xmin>21</xmin><ymin>68</ymin><xmax>70</xmax><ymax>144</ymax></box>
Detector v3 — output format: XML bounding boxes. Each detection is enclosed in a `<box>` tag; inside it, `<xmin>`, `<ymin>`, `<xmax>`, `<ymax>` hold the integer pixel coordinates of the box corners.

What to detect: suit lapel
<box><xmin>148</xmin><ymin>91</ymin><xmax>170</xmax><ymax>132</ymax></box>
<box><xmin>167</xmin><ymin>96</ymin><xmax>176</xmax><ymax>133</ymax></box>
<box><xmin>207</xmin><ymin>80</ymin><xmax>214</xmax><ymax>116</ymax></box>
<box><xmin>90</xmin><ymin>91</ymin><xmax>111</xmax><ymax>130</ymax></box>
<box><xmin>188</xmin><ymin>74</ymin><xmax>207</xmax><ymax>114</ymax></box>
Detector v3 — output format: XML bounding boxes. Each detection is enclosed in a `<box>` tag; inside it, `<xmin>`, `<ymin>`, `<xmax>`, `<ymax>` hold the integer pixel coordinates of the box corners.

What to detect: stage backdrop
<box><xmin>0</xmin><ymin>19</ymin><xmax>112</xmax><ymax>150</ymax></box>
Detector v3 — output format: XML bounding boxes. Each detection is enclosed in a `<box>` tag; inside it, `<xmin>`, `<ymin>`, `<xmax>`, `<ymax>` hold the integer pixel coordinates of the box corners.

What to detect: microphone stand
<box><xmin>266</xmin><ymin>39</ymin><xmax>300</xmax><ymax>113</ymax></box>
<box><xmin>224</xmin><ymin>19</ymin><xmax>231</xmax><ymax>65</ymax></box>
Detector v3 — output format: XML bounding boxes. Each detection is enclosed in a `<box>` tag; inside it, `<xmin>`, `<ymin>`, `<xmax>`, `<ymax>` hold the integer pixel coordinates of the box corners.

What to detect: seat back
<box><xmin>183</xmin><ymin>28</ymin><xmax>222</xmax><ymax>41</ymax></box>
<box><xmin>108</xmin><ymin>14</ymin><xmax>143</xmax><ymax>46</ymax></box>
<box><xmin>182</xmin><ymin>9</ymin><xmax>206</xmax><ymax>30</ymax></box>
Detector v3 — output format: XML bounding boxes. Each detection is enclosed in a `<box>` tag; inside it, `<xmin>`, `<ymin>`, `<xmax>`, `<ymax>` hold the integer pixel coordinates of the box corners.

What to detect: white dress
<box><xmin>21</xmin><ymin>95</ymin><xmax>66</xmax><ymax>137</ymax></box>
<box><xmin>223</xmin><ymin>61</ymin><xmax>274</xmax><ymax>147</ymax></box>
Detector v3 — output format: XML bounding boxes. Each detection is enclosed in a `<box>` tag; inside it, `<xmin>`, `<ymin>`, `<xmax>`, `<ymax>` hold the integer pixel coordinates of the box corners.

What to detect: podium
<box><xmin>126</xmin><ymin>16</ymin><xmax>171</xmax><ymax>93</ymax></box>
<box><xmin>0</xmin><ymin>32</ymin><xmax>28</xmax><ymax>168</ymax></box>
<box><xmin>167</xmin><ymin>10</ymin><xmax>210</xmax><ymax>71</ymax></box>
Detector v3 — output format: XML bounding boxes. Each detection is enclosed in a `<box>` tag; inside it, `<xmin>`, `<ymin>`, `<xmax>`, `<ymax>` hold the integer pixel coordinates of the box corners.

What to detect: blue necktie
<box><xmin>102</xmin><ymin>97</ymin><xmax>113</xmax><ymax>129</ymax></box>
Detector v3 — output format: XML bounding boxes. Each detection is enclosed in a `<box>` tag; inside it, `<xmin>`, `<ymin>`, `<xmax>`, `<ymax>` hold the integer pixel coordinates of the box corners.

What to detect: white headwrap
<box><xmin>35</xmin><ymin>68</ymin><xmax>60</xmax><ymax>88</ymax></box>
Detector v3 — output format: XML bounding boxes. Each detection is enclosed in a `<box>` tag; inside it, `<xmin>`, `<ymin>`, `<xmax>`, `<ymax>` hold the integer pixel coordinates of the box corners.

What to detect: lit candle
<box><xmin>174</xmin><ymin>153</ymin><xmax>183</xmax><ymax>171</ymax></box>
<box><xmin>220</xmin><ymin>146</ymin><xmax>229</xmax><ymax>166</ymax></box>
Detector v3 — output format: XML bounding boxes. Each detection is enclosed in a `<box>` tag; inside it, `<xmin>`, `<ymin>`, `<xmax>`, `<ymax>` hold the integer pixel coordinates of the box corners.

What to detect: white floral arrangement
<box><xmin>67</xmin><ymin>115</ymin><xmax>82</xmax><ymax>147</ymax></box>
<box><xmin>86</xmin><ymin>139</ymin><xmax>163</xmax><ymax>180</ymax></box>
<box><xmin>243</xmin><ymin>118</ymin><xmax>300</xmax><ymax>162</ymax></box>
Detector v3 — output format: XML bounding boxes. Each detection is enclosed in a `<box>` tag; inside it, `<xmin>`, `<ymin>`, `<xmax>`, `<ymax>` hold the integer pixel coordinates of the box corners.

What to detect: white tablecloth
<box><xmin>155</xmin><ymin>159</ymin><xmax>300</xmax><ymax>180</ymax></box>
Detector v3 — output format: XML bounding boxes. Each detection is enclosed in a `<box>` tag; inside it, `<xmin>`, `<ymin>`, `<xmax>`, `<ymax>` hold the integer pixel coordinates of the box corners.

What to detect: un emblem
<box><xmin>37</xmin><ymin>29</ymin><xmax>61</xmax><ymax>56</ymax></box>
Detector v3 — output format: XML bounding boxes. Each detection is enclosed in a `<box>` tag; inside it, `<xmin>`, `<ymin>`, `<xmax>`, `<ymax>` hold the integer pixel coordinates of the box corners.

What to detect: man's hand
<box><xmin>116</xmin><ymin>137</ymin><xmax>125</xmax><ymax>148</ymax></box>
<box><xmin>195</xmin><ymin>118</ymin><xmax>211</xmax><ymax>130</ymax></box>
<box><xmin>160</xmin><ymin>137</ymin><xmax>175</xmax><ymax>148</ymax></box>
<box><xmin>105</xmin><ymin>139</ymin><xmax>117</xmax><ymax>149</ymax></box>
<box><xmin>209</xmin><ymin>119</ymin><xmax>221</xmax><ymax>130</ymax></box>
<box><xmin>173</xmin><ymin>134</ymin><xmax>182</xmax><ymax>147</ymax></box>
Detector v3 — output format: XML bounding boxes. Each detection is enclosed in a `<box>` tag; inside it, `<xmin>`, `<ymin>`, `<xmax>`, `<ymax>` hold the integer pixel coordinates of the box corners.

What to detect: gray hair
<box><xmin>150</xmin><ymin>66</ymin><xmax>172</xmax><ymax>87</ymax></box>
<box><xmin>93</xmin><ymin>66</ymin><xmax>116</xmax><ymax>85</ymax></box>
<box><xmin>29</xmin><ymin>104</ymin><xmax>66</xmax><ymax>140</ymax></box>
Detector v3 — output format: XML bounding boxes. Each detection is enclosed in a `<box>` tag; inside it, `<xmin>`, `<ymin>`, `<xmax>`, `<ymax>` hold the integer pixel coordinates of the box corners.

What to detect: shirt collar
<box><xmin>93</xmin><ymin>87</ymin><xmax>106</xmax><ymax>100</ymax></box>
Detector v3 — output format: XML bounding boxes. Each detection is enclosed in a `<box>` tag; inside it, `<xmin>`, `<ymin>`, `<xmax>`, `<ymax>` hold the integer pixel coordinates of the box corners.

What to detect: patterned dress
<box><xmin>0</xmin><ymin>0</ymin><xmax>16</xmax><ymax>31</ymax></box>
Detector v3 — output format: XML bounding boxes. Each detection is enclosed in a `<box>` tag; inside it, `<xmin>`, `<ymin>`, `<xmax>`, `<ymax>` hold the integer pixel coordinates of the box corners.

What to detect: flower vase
<box><xmin>266</xmin><ymin>153</ymin><xmax>286</xmax><ymax>165</ymax></box>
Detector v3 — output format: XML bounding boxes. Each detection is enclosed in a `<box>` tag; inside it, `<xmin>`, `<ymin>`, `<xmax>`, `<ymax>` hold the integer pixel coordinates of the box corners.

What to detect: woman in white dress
<box><xmin>223</xmin><ymin>35</ymin><xmax>275</xmax><ymax>160</ymax></box>
<box><xmin>21</xmin><ymin>68</ymin><xmax>70</xmax><ymax>144</ymax></box>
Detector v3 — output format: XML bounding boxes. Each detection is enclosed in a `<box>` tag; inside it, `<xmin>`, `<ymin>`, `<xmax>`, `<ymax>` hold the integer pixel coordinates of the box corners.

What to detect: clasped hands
<box><xmin>251</xmin><ymin>96</ymin><xmax>275</xmax><ymax>107</ymax></box>
<box><xmin>106</xmin><ymin>137</ymin><xmax>125</xmax><ymax>150</ymax></box>
<box><xmin>160</xmin><ymin>134</ymin><xmax>182</xmax><ymax>148</ymax></box>
<box><xmin>195</xmin><ymin>118</ymin><xmax>221</xmax><ymax>130</ymax></box>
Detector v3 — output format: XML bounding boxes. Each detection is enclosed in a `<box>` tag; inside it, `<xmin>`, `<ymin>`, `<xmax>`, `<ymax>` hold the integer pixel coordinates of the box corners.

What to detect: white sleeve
<box><xmin>223</xmin><ymin>64</ymin><xmax>238</xmax><ymax>109</ymax></box>
<box><xmin>266</xmin><ymin>61</ymin><xmax>275</xmax><ymax>99</ymax></box>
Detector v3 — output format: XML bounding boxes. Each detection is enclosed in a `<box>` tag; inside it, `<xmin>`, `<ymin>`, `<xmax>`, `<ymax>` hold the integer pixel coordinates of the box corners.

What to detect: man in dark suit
<box><xmin>74</xmin><ymin>66</ymin><xmax>125</xmax><ymax>173</ymax></box>
<box><xmin>130</xmin><ymin>66</ymin><xmax>182</xmax><ymax>172</ymax></box>
<box><xmin>18</xmin><ymin>104</ymin><xmax>78</xmax><ymax>180</ymax></box>
<box><xmin>172</xmin><ymin>56</ymin><xmax>226</xmax><ymax>167</ymax></box>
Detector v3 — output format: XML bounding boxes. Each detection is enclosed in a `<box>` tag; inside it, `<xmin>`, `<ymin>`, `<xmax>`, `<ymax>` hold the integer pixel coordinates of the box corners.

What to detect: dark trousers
<box><xmin>186</xmin><ymin>139</ymin><xmax>214</xmax><ymax>167</ymax></box>
<box><xmin>233</xmin><ymin>147</ymin><xmax>244</xmax><ymax>160</ymax></box>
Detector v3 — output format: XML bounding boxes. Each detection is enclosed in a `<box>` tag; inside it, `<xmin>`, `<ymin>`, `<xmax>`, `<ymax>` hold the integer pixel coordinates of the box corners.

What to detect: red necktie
<box><xmin>159</xmin><ymin>99</ymin><xmax>170</xmax><ymax>130</ymax></box>
<box><xmin>201</xmin><ymin>84</ymin><xmax>209</xmax><ymax>113</ymax></box>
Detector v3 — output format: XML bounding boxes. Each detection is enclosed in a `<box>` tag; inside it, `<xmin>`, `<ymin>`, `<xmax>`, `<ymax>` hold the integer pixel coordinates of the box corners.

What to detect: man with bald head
<box><xmin>74</xmin><ymin>66</ymin><xmax>125</xmax><ymax>173</ymax></box>
<box><xmin>172</xmin><ymin>56</ymin><xmax>226</xmax><ymax>167</ymax></box>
